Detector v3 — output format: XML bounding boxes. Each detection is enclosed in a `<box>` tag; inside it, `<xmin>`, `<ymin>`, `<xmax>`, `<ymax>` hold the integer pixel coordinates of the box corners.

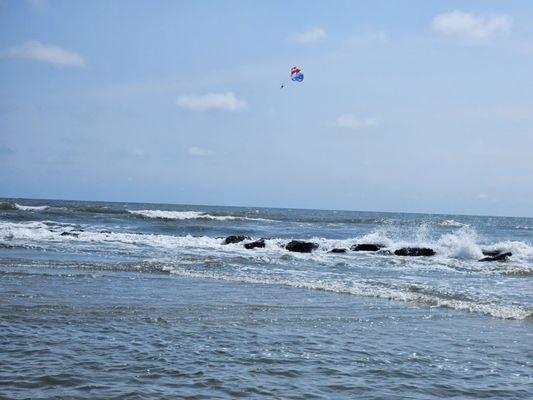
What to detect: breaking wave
<box><xmin>0</xmin><ymin>202</ymin><xmax>49</xmax><ymax>211</ymax></box>
<box><xmin>127</xmin><ymin>209</ymin><xmax>272</xmax><ymax>222</ymax></box>
<box><xmin>15</xmin><ymin>203</ymin><xmax>49</xmax><ymax>211</ymax></box>
<box><xmin>2</xmin><ymin>220</ymin><xmax>532</xmax><ymax>320</ymax></box>
<box><xmin>1</xmin><ymin>221</ymin><xmax>531</xmax><ymax>266</ymax></box>
<box><xmin>436</xmin><ymin>219</ymin><xmax>468</xmax><ymax>228</ymax></box>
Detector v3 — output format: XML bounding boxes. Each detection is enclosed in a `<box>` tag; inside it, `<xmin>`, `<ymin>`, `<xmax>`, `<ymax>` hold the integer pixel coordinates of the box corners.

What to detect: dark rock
<box><xmin>60</xmin><ymin>231</ymin><xmax>79</xmax><ymax>238</ymax></box>
<box><xmin>100</xmin><ymin>230</ymin><xmax>112</xmax><ymax>234</ymax></box>
<box><xmin>329</xmin><ymin>248</ymin><xmax>347</xmax><ymax>253</ymax></box>
<box><xmin>479</xmin><ymin>252</ymin><xmax>512</xmax><ymax>262</ymax></box>
<box><xmin>481</xmin><ymin>250</ymin><xmax>501</xmax><ymax>257</ymax></box>
<box><xmin>351</xmin><ymin>243</ymin><xmax>383</xmax><ymax>252</ymax></box>
<box><xmin>223</xmin><ymin>235</ymin><xmax>249</xmax><ymax>245</ymax></box>
<box><xmin>285</xmin><ymin>240</ymin><xmax>318</xmax><ymax>253</ymax></box>
<box><xmin>394</xmin><ymin>247</ymin><xmax>435</xmax><ymax>257</ymax></box>
<box><xmin>244</xmin><ymin>239</ymin><xmax>265</xmax><ymax>249</ymax></box>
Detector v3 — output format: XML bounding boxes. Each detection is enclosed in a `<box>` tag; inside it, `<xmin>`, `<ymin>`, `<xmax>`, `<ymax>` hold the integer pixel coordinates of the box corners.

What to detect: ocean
<box><xmin>0</xmin><ymin>198</ymin><xmax>532</xmax><ymax>399</ymax></box>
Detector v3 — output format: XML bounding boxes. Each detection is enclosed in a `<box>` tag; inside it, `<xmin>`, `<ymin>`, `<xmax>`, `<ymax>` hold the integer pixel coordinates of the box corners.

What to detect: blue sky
<box><xmin>1</xmin><ymin>0</ymin><xmax>532</xmax><ymax>217</ymax></box>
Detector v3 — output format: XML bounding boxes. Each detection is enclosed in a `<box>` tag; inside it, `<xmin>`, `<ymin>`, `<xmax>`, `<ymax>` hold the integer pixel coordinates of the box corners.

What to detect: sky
<box><xmin>1</xmin><ymin>0</ymin><xmax>532</xmax><ymax>217</ymax></box>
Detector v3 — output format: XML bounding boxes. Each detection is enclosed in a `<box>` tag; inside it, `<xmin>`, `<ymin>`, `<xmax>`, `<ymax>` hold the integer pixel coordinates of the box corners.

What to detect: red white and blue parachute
<box><xmin>280</xmin><ymin>66</ymin><xmax>304</xmax><ymax>88</ymax></box>
<box><xmin>290</xmin><ymin>66</ymin><xmax>304</xmax><ymax>82</ymax></box>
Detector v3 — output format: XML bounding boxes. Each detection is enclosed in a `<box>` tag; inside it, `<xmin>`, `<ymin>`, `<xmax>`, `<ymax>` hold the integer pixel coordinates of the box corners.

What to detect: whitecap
<box><xmin>14</xmin><ymin>203</ymin><xmax>49</xmax><ymax>211</ymax></box>
<box><xmin>127</xmin><ymin>209</ymin><xmax>272</xmax><ymax>222</ymax></box>
<box><xmin>437</xmin><ymin>219</ymin><xmax>468</xmax><ymax>228</ymax></box>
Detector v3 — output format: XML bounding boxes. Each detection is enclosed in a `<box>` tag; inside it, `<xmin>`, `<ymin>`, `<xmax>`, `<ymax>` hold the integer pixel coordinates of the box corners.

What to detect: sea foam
<box><xmin>2</xmin><ymin>219</ymin><xmax>532</xmax><ymax>320</ymax></box>
<box><xmin>2</xmin><ymin>220</ymin><xmax>531</xmax><ymax>265</ymax></box>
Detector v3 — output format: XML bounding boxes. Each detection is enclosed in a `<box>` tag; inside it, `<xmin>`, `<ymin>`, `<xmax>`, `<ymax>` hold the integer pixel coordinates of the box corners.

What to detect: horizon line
<box><xmin>1</xmin><ymin>195</ymin><xmax>531</xmax><ymax>220</ymax></box>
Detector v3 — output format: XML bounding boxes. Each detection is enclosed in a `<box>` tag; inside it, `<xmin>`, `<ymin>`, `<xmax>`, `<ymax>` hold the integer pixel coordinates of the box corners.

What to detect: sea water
<box><xmin>0</xmin><ymin>198</ymin><xmax>532</xmax><ymax>398</ymax></box>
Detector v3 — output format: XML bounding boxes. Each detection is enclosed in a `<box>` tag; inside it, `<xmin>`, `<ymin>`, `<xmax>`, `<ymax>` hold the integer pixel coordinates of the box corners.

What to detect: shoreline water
<box><xmin>1</xmin><ymin>265</ymin><xmax>532</xmax><ymax>399</ymax></box>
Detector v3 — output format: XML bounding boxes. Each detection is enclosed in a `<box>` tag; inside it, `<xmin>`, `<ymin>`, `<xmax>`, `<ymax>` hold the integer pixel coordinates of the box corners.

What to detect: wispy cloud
<box><xmin>3</xmin><ymin>41</ymin><xmax>86</xmax><ymax>68</ymax></box>
<box><xmin>337</xmin><ymin>114</ymin><xmax>377</xmax><ymax>130</ymax></box>
<box><xmin>176</xmin><ymin>92</ymin><xmax>246</xmax><ymax>111</ymax></box>
<box><xmin>288</xmin><ymin>28</ymin><xmax>327</xmax><ymax>44</ymax></box>
<box><xmin>187</xmin><ymin>146</ymin><xmax>214</xmax><ymax>157</ymax></box>
<box><xmin>432</xmin><ymin>11</ymin><xmax>512</xmax><ymax>41</ymax></box>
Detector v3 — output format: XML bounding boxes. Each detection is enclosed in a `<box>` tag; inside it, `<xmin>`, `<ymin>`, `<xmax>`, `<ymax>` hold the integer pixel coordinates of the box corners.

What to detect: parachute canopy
<box><xmin>290</xmin><ymin>66</ymin><xmax>304</xmax><ymax>82</ymax></box>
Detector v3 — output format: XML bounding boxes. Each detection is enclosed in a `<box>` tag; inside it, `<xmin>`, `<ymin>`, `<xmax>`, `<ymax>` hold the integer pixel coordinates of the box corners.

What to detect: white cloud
<box><xmin>337</xmin><ymin>114</ymin><xmax>377</xmax><ymax>130</ymax></box>
<box><xmin>3</xmin><ymin>41</ymin><xmax>86</xmax><ymax>68</ymax></box>
<box><xmin>289</xmin><ymin>28</ymin><xmax>327</xmax><ymax>44</ymax></box>
<box><xmin>432</xmin><ymin>11</ymin><xmax>512</xmax><ymax>41</ymax></box>
<box><xmin>187</xmin><ymin>146</ymin><xmax>214</xmax><ymax>157</ymax></box>
<box><xmin>176</xmin><ymin>92</ymin><xmax>246</xmax><ymax>111</ymax></box>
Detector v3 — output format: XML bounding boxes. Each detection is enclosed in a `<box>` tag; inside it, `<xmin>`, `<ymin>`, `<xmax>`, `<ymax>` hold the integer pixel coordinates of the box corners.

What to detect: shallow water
<box><xmin>0</xmin><ymin>198</ymin><xmax>532</xmax><ymax>398</ymax></box>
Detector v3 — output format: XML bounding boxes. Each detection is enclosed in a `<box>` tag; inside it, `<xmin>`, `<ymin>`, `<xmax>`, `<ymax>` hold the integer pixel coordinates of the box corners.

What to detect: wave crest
<box><xmin>167</xmin><ymin>267</ymin><xmax>532</xmax><ymax>320</ymax></box>
<box><xmin>0</xmin><ymin>202</ymin><xmax>50</xmax><ymax>211</ymax></box>
<box><xmin>127</xmin><ymin>209</ymin><xmax>271</xmax><ymax>222</ymax></box>
<box><xmin>436</xmin><ymin>219</ymin><xmax>468</xmax><ymax>228</ymax></box>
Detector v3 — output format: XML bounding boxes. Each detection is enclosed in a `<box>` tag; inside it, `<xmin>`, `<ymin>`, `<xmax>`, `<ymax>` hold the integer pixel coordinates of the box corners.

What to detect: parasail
<box><xmin>290</xmin><ymin>66</ymin><xmax>304</xmax><ymax>82</ymax></box>
<box><xmin>280</xmin><ymin>66</ymin><xmax>304</xmax><ymax>88</ymax></box>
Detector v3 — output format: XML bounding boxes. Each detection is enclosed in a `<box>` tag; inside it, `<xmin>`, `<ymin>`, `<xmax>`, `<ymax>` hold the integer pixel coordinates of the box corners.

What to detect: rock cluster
<box><xmin>221</xmin><ymin>236</ymin><xmax>512</xmax><ymax>262</ymax></box>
